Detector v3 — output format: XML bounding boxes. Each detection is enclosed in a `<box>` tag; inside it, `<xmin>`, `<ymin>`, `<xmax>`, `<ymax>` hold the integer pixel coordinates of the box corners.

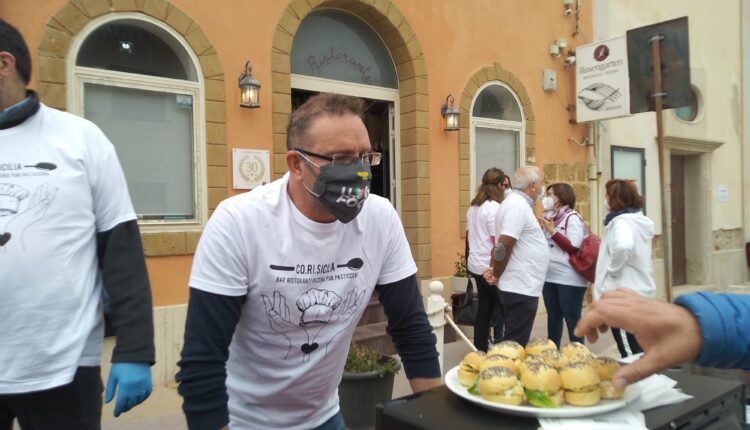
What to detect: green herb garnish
<box><xmin>467</xmin><ymin>375</ymin><xmax>480</xmax><ymax>395</ymax></box>
<box><xmin>524</xmin><ymin>389</ymin><xmax>559</xmax><ymax>408</ymax></box>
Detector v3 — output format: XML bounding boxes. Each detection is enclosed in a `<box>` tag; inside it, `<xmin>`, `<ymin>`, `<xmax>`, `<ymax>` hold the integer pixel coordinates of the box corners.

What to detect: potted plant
<box><xmin>338</xmin><ymin>342</ymin><xmax>401</xmax><ymax>430</ymax></box>
<box><xmin>451</xmin><ymin>252</ymin><xmax>472</xmax><ymax>294</ymax></box>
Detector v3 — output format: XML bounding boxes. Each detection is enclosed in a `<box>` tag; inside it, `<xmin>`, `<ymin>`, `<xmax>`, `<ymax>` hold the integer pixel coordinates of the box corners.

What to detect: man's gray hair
<box><xmin>513</xmin><ymin>165</ymin><xmax>541</xmax><ymax>190</ymax></box>
<box><xmin>287</xmin><ymin>93</ymin><xmax>365</xmax><ymax>150</ymax></box>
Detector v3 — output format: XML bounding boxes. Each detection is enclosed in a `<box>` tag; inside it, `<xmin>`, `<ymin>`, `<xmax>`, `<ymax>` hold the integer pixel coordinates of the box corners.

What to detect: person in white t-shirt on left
<box><xmin>465</xmin><ymin>167</ymin><xmax>508</xmax><ymax>351</ymax></box>
<box><xmin>0</xmin><ymin>19</ymin><xmax>154</xmax><ymax>429</ymax></box>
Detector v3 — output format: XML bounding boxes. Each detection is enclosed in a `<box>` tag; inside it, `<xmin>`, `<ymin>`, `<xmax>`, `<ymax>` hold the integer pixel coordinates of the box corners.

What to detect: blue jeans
<box><xmin>314</xmin><ymin>411</ymin><xmax>346</xmax><ymax>430</ymax></box>
<box><xmin>542</xmin><ymin>281</ymin><xmax>586</xmax><ymax>348</ymax></box>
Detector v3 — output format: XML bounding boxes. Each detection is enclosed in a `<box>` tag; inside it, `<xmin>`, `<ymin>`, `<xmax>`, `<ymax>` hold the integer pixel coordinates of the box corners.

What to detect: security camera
<box><xmin>564</xmin><ymin>8</ymin><xmax>573</xmax><ymax>16</ymax></box>
<box><xmin>564</xmin><ymin>56</ymin><xmax>576</xmax><ymax>66</ymax></box>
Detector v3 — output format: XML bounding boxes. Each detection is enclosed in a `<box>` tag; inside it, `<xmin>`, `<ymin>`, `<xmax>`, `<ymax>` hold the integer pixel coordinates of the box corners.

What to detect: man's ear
<box><xmin>286</xmin><ymin>150</ymin><xmax>304</xmax><ymax>180</ymax></box>
<box><xmin>0</xmin><ymin>52</ymin><xmax>17</xmax><ymax>78</ymax></box>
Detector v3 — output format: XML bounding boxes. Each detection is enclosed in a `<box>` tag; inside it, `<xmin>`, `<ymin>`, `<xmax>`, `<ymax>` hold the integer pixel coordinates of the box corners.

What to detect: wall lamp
<box><xmin>238</xmin><ymin>61</ymin><xmax>261</xmax><ymax>109</ymax></box>
<box><xmin>440</xmin><ymin>95</ymin><xmax>460</xmax><ymax>131</ymax></box>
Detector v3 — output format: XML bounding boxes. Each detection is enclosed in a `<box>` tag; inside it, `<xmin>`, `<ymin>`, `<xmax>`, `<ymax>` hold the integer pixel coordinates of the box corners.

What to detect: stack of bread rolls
<box><xmin>457</xmin><ymin>338</ymin><xmax>627</xmax><ymax>408</ymax></box>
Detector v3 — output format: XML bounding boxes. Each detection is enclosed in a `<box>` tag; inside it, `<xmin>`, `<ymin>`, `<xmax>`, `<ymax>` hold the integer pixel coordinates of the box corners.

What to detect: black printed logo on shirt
<box><xmin>269</xmin><ymin>257</ymin><xmax>364</xmax><ymax>274</ymax></box>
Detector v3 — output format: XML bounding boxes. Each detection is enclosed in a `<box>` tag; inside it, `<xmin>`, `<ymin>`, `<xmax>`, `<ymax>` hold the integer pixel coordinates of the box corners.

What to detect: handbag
<box><xmin>450</xmin><ymin>278</ymin><xmax>478</xmax><ymax>325</ymax></box>
<box><xmin>564</xmin><ymin>214</ymin><xmax>601</xmax><ymax>283</ymax></box>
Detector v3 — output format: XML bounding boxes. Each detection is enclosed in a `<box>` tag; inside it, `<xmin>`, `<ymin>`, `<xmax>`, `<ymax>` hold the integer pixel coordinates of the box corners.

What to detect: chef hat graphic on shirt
<box><xmin>0</xmin><ymin>184</ymin><xmax>30</xmax><ymax>216</ymax></box>
<box><xmin>296</xmin><ymin>289</ymin><xmax>342</xmax><ymax>326</ymax></box>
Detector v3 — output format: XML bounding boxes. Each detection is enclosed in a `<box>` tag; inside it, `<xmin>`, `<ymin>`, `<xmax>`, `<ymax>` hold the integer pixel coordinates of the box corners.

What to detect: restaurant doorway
<box><xmin>291</xmin><ymin>89</ymin><xmax>396</xmax><ymax>205</ymax></box>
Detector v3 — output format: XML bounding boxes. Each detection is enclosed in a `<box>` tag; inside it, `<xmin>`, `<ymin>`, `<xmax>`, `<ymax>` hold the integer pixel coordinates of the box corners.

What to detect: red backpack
<box><xmin>564</xmin><ymin>214</ymin><xmax>601</xmax><ymax>283</ymax></box>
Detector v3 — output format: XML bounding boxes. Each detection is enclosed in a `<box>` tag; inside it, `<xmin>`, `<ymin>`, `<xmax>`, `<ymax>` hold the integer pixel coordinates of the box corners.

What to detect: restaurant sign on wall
<box><xmin>575</xmin><ymin>36</ymin><xmax>631</xmax><ymax>122</ymax></box>
<box><xmin>233</xmin><ymin>148</ymin><xmax>270</xmax><ymax>190</ymax></box>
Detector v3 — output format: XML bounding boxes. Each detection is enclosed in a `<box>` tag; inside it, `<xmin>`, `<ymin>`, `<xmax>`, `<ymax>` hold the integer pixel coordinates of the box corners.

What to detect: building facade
<box><xmin>2</xmin><ymin>0</ymin><xmax>591</xmax><ymax>382</ymax></box>
<box><xmin>591</xmin><ymin>0</ymin><xmax>749</xmax><ymax>297</ymax></box>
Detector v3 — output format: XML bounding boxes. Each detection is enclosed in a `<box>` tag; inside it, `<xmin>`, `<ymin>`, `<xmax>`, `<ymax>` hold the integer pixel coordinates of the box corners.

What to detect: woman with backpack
<box><xmin>539</xmin><ymin>183</ymin><xmax>589</xmax><ymax>348</ymax></box>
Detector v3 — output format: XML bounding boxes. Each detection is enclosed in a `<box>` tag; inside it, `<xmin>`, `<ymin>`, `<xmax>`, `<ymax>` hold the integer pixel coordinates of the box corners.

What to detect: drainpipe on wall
<box><xmin>588</xmin><ymin>122</ymin><xmax>600</xmax><ymax>235</ymax></box>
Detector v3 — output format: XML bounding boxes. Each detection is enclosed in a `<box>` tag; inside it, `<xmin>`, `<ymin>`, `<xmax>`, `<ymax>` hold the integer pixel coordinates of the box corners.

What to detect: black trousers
<box><xmin>612</xmin><ymin>327</ymin><xmax>643</xmax><ymax>358</ymax></box>
<box><xmin>0</xmin><ymin>366</ymin><xmax>102</xmax><ymax>430</ymax></box>
<box><xmin>498</xmin><ymin>290</ymin><xmax>539</xmax><ymax>347</ymax></box>
<box><xmin>470</xmin><ymin>272</ymin><xmax>503</xmax><ymax>352</ymax></box>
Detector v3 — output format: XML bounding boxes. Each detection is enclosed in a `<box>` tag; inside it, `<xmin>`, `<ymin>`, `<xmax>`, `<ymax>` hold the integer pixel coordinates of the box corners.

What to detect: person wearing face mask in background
<box><xmin>176</xmin><ymin>94</ymin><xmax>441</xmax><ymax>430</ymax></box>
<box><xmin>594</xmin><ymin>179</ymin><xmax>656</xmax><ymax>358</ymax></box>
<box><xmin>466</xmin><ymin>167</ymin><xmax>507</xmax><ymax>351</ymax></box>
<box><xmin>538</xmin><ymin>183</ymin><xmax>588</xmax><ymax>348</ymax></box>
<box><xmin>484</xmin><ymin>166</ymin><xmax>549</xmax><ymax>346</ymax></box>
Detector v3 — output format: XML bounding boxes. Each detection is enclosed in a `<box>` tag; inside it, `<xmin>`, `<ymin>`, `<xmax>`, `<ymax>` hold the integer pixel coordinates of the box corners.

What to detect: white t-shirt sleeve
<box><xmin>85</xmin><ymin>124</ymin><xmax>137</xmax><ymax>232</ymax></box>
<box><xmin>377</xmin><ymin>205</ymin><xmax>418</xmax><ymax>285</ymax></box>
<box><xmin>497</xmin><ymin>200</ymin><xmax>526</xmax><ymax>240</ymax></box>
<box><xmin>190</xmin><ymin>203</ymin><xmax>249</xmax><ymax>296</ymax></box>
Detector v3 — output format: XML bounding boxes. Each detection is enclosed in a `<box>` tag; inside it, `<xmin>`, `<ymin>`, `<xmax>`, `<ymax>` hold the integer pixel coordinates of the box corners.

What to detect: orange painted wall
<box><xmin>2</xmin><ymin>0</ymin><xmax>591</xmax><ymax>305</ymax></box>
<box><xmin>146</xmin><ymin>256</ymin><xmax>193</xmax><ymax>307</ymax></box>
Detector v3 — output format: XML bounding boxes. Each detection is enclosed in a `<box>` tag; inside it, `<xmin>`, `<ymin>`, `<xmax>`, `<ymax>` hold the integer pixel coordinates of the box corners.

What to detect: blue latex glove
<box><xmin>105</xmin><ymin>362</ymin><xmax>152</xmax><ymax>417</ymax></box>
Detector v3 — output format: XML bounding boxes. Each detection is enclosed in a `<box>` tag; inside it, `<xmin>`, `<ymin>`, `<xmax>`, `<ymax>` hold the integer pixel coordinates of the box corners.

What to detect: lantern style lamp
<box><xmin>441</xmin><ymin>95</ymin><xmax>460</xmax><ymax>131</ymax></box>
<box><xmin>238</xmin><ymin>61</ymin><xmax>261</xmax><ymax>108</ymax></box>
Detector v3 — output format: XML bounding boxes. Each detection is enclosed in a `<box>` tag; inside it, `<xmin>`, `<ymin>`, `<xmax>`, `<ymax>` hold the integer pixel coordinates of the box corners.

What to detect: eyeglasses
<box><xmin>294</xmin><ymin>148</ymin><xmax>382</xmax><ymax>166</ymax></box>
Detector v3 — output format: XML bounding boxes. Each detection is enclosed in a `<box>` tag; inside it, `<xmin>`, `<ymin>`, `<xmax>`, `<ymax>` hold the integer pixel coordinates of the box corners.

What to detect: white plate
<box><xmin>444</xmin><ymin>366</ymin><xmax>640</xmax><ymax>418</ymax></box>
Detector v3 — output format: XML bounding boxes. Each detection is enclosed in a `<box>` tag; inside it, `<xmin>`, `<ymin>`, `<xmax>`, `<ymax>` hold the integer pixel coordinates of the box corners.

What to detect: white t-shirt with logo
<box><xmin>466</xmin><ymin>200</ymin><xmax>500</xmax><ymax>275</ymax></box>
<box><xmin>0</xmin><ymin>104</ymin><xmax>136</xmax><ymax>393</ymax></box>
<box><xmin>189</xmin><ymin>173</ymin><xmax>417</xmax><ymax>429</ymax></box>
<box><xmin>494</xmin><ymin>191</ymin><xmax>549</xmax><ymax>297</ymax></box>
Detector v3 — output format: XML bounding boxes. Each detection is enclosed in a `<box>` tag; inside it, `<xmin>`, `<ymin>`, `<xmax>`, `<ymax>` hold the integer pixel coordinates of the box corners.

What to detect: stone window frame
<box><xmin>70</xmin><ymin>13</ymin><xmax>207</xmax><ymax>228</ymax></box>
<box><xmin>468</xmin><ymin>80</ymin><xmax>525</xmax><ymax>195</ymax></box>
<box><xmin>272</xmin><ymin>0</ymin><xmax>433</xmax><ymax>278</ymax></box>
<box><xmin>458</xmin><ymin>64</ymin><xmax>535</xmax><ymax>236</ymax></box>
<box><xmin>39</xmin><ymin>0</ymin><xmax>227</xmax><ymax>256</ymax></box>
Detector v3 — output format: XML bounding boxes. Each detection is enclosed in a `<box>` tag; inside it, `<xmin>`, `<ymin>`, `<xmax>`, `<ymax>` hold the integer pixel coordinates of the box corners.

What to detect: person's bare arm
<box><xmin>490</xmin><ymin>235</ymin><xmax>517</xmax><ymax>280</ymax></box>
<box><xmin>574</xmin><ymin>289</ymin><xmax>702</xmax><ymax>388</ymax></box>
<box><xmin>408</xmin><ymin>377</ymin><xmax>443</xmax><ymax>393</ymax></box>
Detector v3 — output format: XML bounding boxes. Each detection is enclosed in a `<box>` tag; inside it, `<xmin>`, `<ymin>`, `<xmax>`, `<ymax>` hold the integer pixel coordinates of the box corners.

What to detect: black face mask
<box><xmin>301</xmin><ymin>158</ymin><xmax>371</xmax><ymax>223</ymax></box>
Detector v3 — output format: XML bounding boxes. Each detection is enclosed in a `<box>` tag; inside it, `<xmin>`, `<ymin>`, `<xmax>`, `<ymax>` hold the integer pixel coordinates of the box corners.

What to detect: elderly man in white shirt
<box><xmin>485</xmin><ymin>166</ymin><xmax>549</xmax><ymax>346</ymax></box>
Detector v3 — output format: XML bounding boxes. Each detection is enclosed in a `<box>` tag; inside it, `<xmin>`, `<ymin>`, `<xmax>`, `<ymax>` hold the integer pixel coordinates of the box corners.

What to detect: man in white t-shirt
<box><xmin>176</xmin><ymin>93</ymin><xmax>441</xmax><ymax>430</ymax></box>
<box><xmin>0</xmin><ymin>20</ymin><xmax>154</xmax><ymax>429</ymax></box>
<box><xmin>486</xmin><ymin>166</ymin><xmax>549</xmax><ymax>346</ymax></box>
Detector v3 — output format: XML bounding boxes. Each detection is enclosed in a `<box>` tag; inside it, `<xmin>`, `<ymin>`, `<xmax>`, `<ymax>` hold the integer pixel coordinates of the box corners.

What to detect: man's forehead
<box><xmin>306</xmin><ymin>114</ymin><xmax>369</xmax><ymax>151</ymax></box>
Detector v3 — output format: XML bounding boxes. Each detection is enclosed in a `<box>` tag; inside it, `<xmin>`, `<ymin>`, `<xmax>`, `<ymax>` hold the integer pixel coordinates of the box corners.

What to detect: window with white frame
<box><xmin>611</xmin><ymin>145</ymin><xmax>646</xmax><ymax>204</ymax></box>
<box><xmin>471</xmin><ymin>83</ymin><xmax>524</xmax><ymax>189</ymax></box>
<box><xmin>72</xmin><ymin>16</ymin><xmax>205</xmax><ymax>226</ymax></box>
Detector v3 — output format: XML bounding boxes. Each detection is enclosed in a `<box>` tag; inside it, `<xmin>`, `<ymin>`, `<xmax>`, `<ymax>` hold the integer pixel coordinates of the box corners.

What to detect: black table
<box><xmin>376</xmin><ymin>370</ymin><xmax>746</xmax><ymax>430</ymax></box>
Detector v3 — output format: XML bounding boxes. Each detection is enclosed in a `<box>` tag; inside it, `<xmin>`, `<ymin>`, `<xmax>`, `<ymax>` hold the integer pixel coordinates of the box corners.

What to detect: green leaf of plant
<box><xmin>344</xmin><ymin>343</ymin><xmax>399</xmax><ymax>376</ymax></box>
<box><xmin>467</xmin><ymin>375</ymin><xmax>480</xmax><ymax>395</ymax></box>
<box><xmin>525</xmin><ymin>389</ymin><xmax>558</xmax><ymax>408</ymax></box>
